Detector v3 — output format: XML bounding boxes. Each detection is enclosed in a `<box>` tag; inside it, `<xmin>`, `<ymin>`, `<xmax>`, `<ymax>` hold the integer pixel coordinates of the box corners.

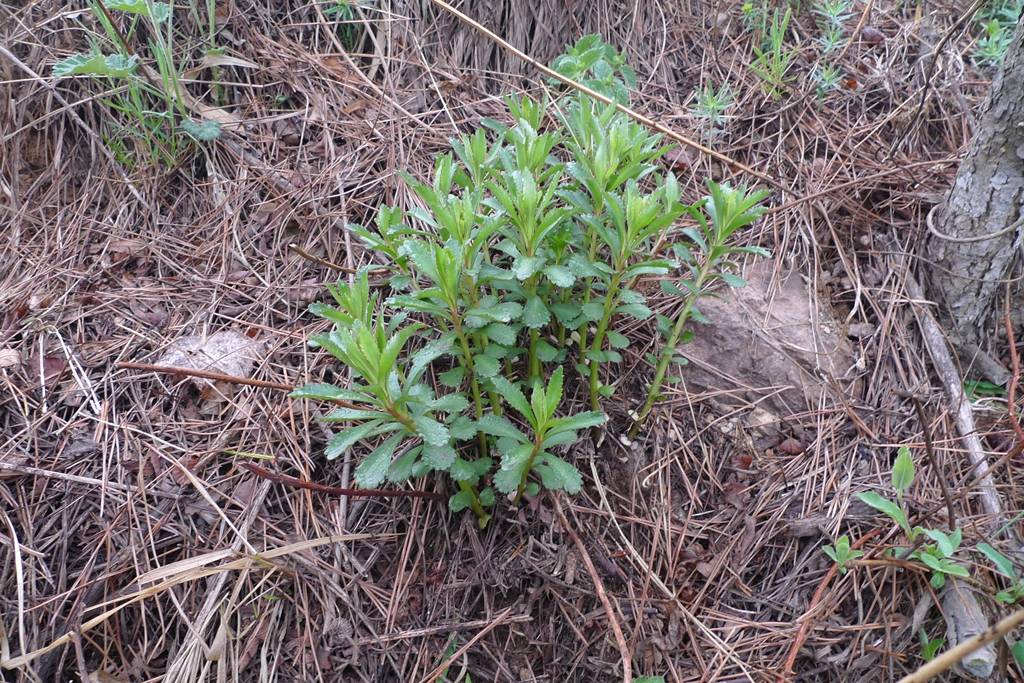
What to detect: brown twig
<box><xmin>552</xmin><ymin>496</ymin><xmax>632</xmax><ymax>683</ymax></box>
<box><xmin>288</xmin><ymin>243</ymin><xmax>388</xmax><ymax>275</ymax></box>
<box><xmin>896</xmin><ymin>607</ymin><xmax>1024</xmax><ymax>682</ymax></box>
<box><xmin>115</xmin><ymin>361</ymin><xmax>362</xmax><ymax>409</ymax></box>
<box><xmin>239</xmin><ymin>462</ymin><xmax>445</xmax><ymax>501</ymax></box>
<box><xmin>781</xmin><ymin>528</ymin><xmax>880</xmax><ymax>678</ymax></box>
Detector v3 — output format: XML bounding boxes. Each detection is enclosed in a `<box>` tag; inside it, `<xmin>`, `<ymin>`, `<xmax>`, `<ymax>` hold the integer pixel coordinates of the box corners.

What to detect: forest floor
<box><xmin>2</xmin><ymin>0</ymin><xmax>1023</xmax><ymax>681</ymax></box>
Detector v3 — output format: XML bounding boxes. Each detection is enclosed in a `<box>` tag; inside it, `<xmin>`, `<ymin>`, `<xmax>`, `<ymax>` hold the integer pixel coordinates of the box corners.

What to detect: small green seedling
<box><xmin>977</xmin><ymin>543</ymin><xmax>1024</xmax><ymax>604</ymax></box>
<box><xmin>858</xmin><ymin>446</ymin><xmax>970</xmax><ymax>588</ymax></box>
<box><xmin>823</xmin><ymin>535</ymin><xmax>863</xmax><ymax>574</ymax></box>
<box><xmin>919</xmin><ymin>629</ymin><xmax>944</xmax><ymax>662</ymax></box>
<box><xmin>750</xmin><ymin>8</ymin><xmax>795</xmax><ymax>100</ymax></box>
<box><xmin>691</xmin><ymin>82</ymin><xmax>734</xmax><ymax>137</ymax></box>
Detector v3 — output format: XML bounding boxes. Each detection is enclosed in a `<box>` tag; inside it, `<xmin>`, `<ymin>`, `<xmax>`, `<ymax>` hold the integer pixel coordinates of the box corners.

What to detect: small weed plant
<box><xmin>293</xmin><ymin>37</ymin><xmax>770</xmax><ymax>526</ymax></box>
<box><xmin>974</xmin><ymin>0</ymin><xmax>1022</xmax><ymax>66</ymax></box>
<box><xmin>750</xmin><ymin>8</ymin><xmax>796</xmax><ymax>100</ymax></box>
<box><xmin>690</xmin><ymin>82</ymin><xmax>734</xmax><ymax>139</ymax></box>
<box><xmin>52</xmin><ymin>0</ymin><xmax>221</xmax><ymax>166</ymax></box>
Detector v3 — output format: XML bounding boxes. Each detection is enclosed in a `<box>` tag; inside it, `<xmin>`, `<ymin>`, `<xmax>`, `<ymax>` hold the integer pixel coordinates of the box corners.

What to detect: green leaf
<box><xmin>1012</xmin><ymin>641</ymin><xmax>1024</xmax><ymax>666</ymax></box>
<box><xmin>489</xmin><ymin>375</ymin><xmax>534</xmax><ymax>422</ymax></box>
<box><xmin>477</xmin><ymin>414</ymin><xmax>528</xmax><ymax>441</ymax></box>
<box><xmin>450</xmin><ymin>416</ymin><xmax>477</xmax><ymax>440</ymax></box>
<box><xmin>633</xmin><ymin>678</ymin><xmax>666</xmax><ymax>683</ymax></box>
<box><xmin>439</xmin><ymin>366</ymin><xmax>466</xmax><ymax>388</ymax></box>
<box><xmin>581</xmin><ymin>301</ymin><xmax>605</xmax><ymax>322</ymax></box>
<box><xmin>413</xmin><ymin>415</ymin><xmax>450</xmax><ymax>447</ymax></box>
<box><xmin>387</xmin><ymin>446</ymin><xmax>425</xmax><ymax>483</ymax></box>
<box><xmin>546</xmin><ymin>411</ymin><xmax>607</xmax><ymax>436</ymax></box>
<box><xmin>534</xmin><ymin>453</ymin><xmax>583</xmax><ymax>493</ymax></box>
<box><xmin>104</xmin><ymin>0</ymin><xmax>172</xmax><ymax>22</ymax></box>
<box><xmin>535</xmin><ymin>339</ymin><xmax>559</xmax><ymax>362</ymax></box>
<box><xmin>543</xmin><ymin>264</ymin><xmax>576</xmax><ymax>287</ymax></box>
<box><xmin>892</xmin><ymin>445</ymin><xmax>915</xmax><ymax>494</ymax></box>
<box><xmin>978</xmin><ymin>543</ymin><xmax>1017</xmax><ymax>579</ymax></box>
<box><xmin>857</xmin><ymin>492</ymin><xmax>909</xmax><ymax>534</ymax></box>
<box><xmin>606</xmin><ymin>330</ymin><xmax>630</xmax><ymax>349</ymax></box>
<box><xmin>615</xmin><ymin>302</ymin><xmax>652</xmax><ymax>320</ymax></box>
<box><xmin>484</xmin><ymin>323</ymin><xmax>518</xmax><ymax>346</ymax></box>
<box><xmin>423</xmin><ymin>443</ymin><xmax>456</xmax><ymax>470</ymax></box>
<box><xmin>544</xmin><ymin>366</ymin><xmax>565</xmax><ymax>422</ymax></box>
<box><xmin>514</xmin><ymin>255</ymin><xmax>546</xmax><ymax>280</ymax></box>
<box><xmin>474</xmin><ymin>354</ymin><xmax>501</xmax><ymax>378</ymax></box>
<box><xmin>522</xmin><ymin>296</ymin><xmax>551</xmax><ymax>329</ymax></box>
<box><xmin>180</xmin><ymin>119</ymin><xmax>221</xmax><ymax>142</ymax></box>
<box><xmin>922</xmin><ymin>528</ymin><xmax>958</xmax><ymax>557</ymax></box>
<box><xmin>53</xmin><ymin>52</ymin><xmax>139</xmax><ymax>79</ymax></box>
<box><xmin>354</xmin><ymin>434</ymin><xmax>402</xmax><ymax>487</ymax></box>
<box><xmin>325</xmin><ymin>420</ymin><xmax>388</xmax><ymax>459</ymax></box>
<box><xmin>408</xmin><ymin>334</ymin><xmax>454</xmax><ymax>382</ymax></box>
<box><xmin>427</xmin><ymin>393</ymin><xmax>469</xmax><ymax>414</ymax></box>
<box><xmin>323</xmin><ymin>407</ymin><xmax>386</xmax><ymax>421</ymax></box>
<box><xmin>448</xmin><ymin>490</ymin><xmax>475</xmax><ymax>512</ymax></box>
<box><xmin>720</xmin><ymin>272</ymin><xmax>747</xmax><ymax>288</ymax></box>
<box><xmin>494</xmin><ymin>443</ymin><xmax>534</xmax><ymax>494</ymax></box>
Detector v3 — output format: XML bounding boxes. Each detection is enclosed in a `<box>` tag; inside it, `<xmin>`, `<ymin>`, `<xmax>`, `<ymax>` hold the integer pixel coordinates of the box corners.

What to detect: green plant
<box><xmin>630</xmin><ymin>182</ymin><xmax>770</xmax><ymax>435</ymax></box>
<box><xmin>52</xmin><ymin>0</ymin><xmax>220</xmax><ymax>166</ymax></box>
<box><xmin>974</xmin><ymin>0</ymin><xmax>1022</xmax><ymax>66</ymax></box>
<box><xmin>817</xmin><ymin>23</ymin><xmax>845</xmax><ymax>54</ymax></box>
<box><xmin>814</xmin><ymin>0</ymin><xmax>852</xmax><ymax>27</ymax></box>
<box><xmin>813</xmin><ymin>63</ymin><xmax>842</xmax><ymax>99</ymax></box>
<box><xmin>823</xmin><ymin>535</ymin><xmax>863</xmax><ymax>574</ymax></box>
<box><xmin>857</xmin><ymin>446</ymin><xmax>970</xmax><ymax>589</ymax></box>
<box><xmin>741</xmin><ymin>1</ymin><xmax>769</xmax><ymax>35</ymax></box>
<box><xmin>691</xmin><ymin>82</ymin><xmax>734</xmax><ymax>137</ymax></box>
<box><xmin>549</xmin><ymin>34</ymin><xmax>637</xmax><ymax>104</ymax></box>
<box><xmin>750</xmin><ymin>8</ymin><xmax>796</xmax><ymax>99</ymax></box>
<box><xmin>919</xmin><ymin>629</ymin><xmax>944</xmax><ymax>662</ymax></box>
<box><xmin>323</xmin><ymin>0</ymin><xmax>365</xmax><ymax>52</ymax></box>
<box><xmin>293</xmin><ymin>37</ymin><xmax>769</xmax><ymax>527</ymax></box>
<box><xmin>977</xmin><ymin>543</ymin><xmax>1024</xmax><ymax>603</ymax></box>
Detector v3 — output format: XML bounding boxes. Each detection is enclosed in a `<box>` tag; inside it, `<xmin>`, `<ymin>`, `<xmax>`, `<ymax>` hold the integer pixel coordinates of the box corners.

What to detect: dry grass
<box><xmin>1</xmin><ymin>0</ymin><xmax>1022</xmax><ymax>680</ymax></box>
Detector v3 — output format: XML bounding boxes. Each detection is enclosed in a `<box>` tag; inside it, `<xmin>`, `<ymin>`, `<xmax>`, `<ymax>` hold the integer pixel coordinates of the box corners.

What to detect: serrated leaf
<box><xmin>581</xmin><ymin>302</ymin><xmax>605</xmax><ymax>322</ymax></box>
<box><xmin>325</xmin><ymin>420</ymin><xmax>387</xmax><ymax>459</ymax></box>
<box><xmin>439</xmin><ymin>366</ymin><xmax>466</xmax><ymax>388</ymax></box>
<box><xmin>427</xmin><ymin>393</ymin><xmax>469</xmax><ymax>414</ymax></box>
<box><xmin>387</xmin><ymin>446</ymin><xmax>424</xmax><ymax>483</ymax></box>
<box><xmin>489</xmin><ymin>375</ymin><xmax>534</xmax><ymax>421</ymax></box>
<box><xmin>53</xmin><ymin>52</ymin><xmax>139</xmax><ymax>79</ymax></box>
<box><xmin>536</xmin><ymin>339</ymin><xmax>559</xmax><ymax>362</ymax></box>
<box><xmin>494</xmin><ymin>443</ymin><xmax>533</xmax><ymax>494</ymax></box>
<box><xmin>450</xmin><ymin>415</ymin><xmax>477</xmax><ymax>440</ymax></box>
<box><xmin>720</xmin><ymin>272</ymin><xmax>746</xmax><ymax>288</ymax></box>
<box><xmin>323</xmin><ymin>407</ymin><xmax>386</xmax><ymax>421</ymax></box>
<box><xmin>354</xmin><ymin>434</ymin><xmax>402</xmax><ymax>487</ymax></box>
<box><xmin>543</xmin><ymin>264</ymin><xmax>576</xmax><ymax>287</ymax></box>
<box><xmin>449</xmin><ymin>490</ymin><xmax>475</xmax><ymax>512</ymax></box>
<box><xmin>606</xmin><ymin>330</ymin><xmax>630</xmax><ymax>349</ymax></box>
<box><xmin>423</xmin><ymin>443</ymin><xmax>456</xmax><ymax>470</ymax></box>
<box><xmin>477</xmin><ymin>414</ymin><xmax>528</xmax><ymax>441</ymax></box>
<box><xmin>522</xmin><ymin>296</ymin><xmax>551</xmax><ymax>329</ymax></box>
<box><xmin>546</xmin><ymin>411</ymin><xmax>606</xmax><ymax>436</ymax></box>
<box><xmin>534</xmin><ymin>453</ymin><xmax>583</xmax><ymax>493</ymax></box>
<box><xmin>413</xmin><ymin>415</ymin><xmax>449</xmax><ymax>447</ymax></box>
<box><xmin>290</xmin><ymin>383</ymin><xmax>371</xmax><ymax>403</ymax></box>
<box><xmin>616</xmin><ymin>302</ymin><xmax>652</xmax><ymax>319</ymax></box>
<box><xmin>408</xmin><ymin>334</ymin><xmax>454</xmax><ymax>382</ymax></box>
<box><xmin>484</xmin><ymin>322</ymin><xmax>517</xmax><ymax>346</ymax></box>
<box><xmin>514</xmin><ymin>255</ymin><xmax>546</xmax><ymax>280</ymax></box>
<box><xmin>479</xmin><ymin>486</ymin><xmax>496</xmax><ymax>506</ymax></box>
<box><xmin>551</xmin><ymin>302</ymin><xmax>583</xmax><ymax>326</ymax></box>
<box><xmin>474</xmin><ymin>354</ymin><xmax>500</xmax><ymax>378</ymax></box>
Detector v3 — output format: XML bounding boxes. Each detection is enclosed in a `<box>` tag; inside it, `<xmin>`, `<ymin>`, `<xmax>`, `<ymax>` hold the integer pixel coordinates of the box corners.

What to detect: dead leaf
<box><xmin>26</xmin><ymin>353</ymin><xmax>68</xmax><ymax>388</ymax></box>
<box><xmin>155</xmin><ymin>330</ymin><xmax>265</xmax><ymax>389</ymax></box>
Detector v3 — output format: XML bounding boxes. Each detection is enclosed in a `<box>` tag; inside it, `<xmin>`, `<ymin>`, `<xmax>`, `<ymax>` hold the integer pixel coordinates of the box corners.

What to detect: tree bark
<box><xmin>926</xmin><ymin>18</ymin><xmax>1024</xmax><ymax>363</ymax></box>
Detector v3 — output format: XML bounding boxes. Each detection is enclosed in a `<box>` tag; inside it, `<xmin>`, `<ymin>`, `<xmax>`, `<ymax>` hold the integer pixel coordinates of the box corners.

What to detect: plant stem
<box><xmin>586</xmin><ymin>272</ymin><xmax>622</xmax><ymax>410</ymax></box>
<box><xmin>629</xmin><ymin>265</ymin><xmax>711</xmax><ymax>438</ymax></box>
<box><xmin>452</xmin><ymin>314</ymin><xmax>489</xmax><ymax>457</ymax></box>
<box><xmin>513</xmin><ymin>438</ymin><xmax>545</xmax><ymax>504</ymax></box>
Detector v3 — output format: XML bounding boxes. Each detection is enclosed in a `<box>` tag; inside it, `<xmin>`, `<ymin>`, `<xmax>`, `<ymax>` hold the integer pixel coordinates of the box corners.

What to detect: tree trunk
<box><xmin>926</xmin><ymin>18</ymin><xmax>1024</xmax><ymax>369</ymax></box>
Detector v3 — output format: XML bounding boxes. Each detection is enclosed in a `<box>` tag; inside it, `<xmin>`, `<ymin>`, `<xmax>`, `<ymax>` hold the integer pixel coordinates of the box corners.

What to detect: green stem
<box><xmin>452</xmin><ymin>314</ymin><xmax>489</xmax><ymax>457</ymax></box>
<box><xmin>513</xmin><ymin>438</ymin><xmax>545</xmax><ymax>505</ymax></box>
<box><xmin>586</xmin><ymin>272</ymin><xmax>623</xmax><ymax>411</ymax></box>
<box><xmin>629</xmin><ymin>265</ymin><xmax>712</xmax><ymax>438</ymax></box>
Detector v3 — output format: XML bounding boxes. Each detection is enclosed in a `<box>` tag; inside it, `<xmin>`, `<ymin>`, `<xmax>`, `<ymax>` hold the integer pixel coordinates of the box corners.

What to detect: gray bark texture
<box><xmin>926</xmin><ymin>18</ymin><xmax>1024</xmax><ymax>353</ymax></box>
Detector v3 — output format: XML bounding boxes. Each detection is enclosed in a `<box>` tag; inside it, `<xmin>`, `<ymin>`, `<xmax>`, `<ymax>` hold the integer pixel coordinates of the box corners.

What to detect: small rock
<box><xmin>861</xmin><ymin>26</ymin><xmax>885</xmax><ymax>45</ymax></box>
<box><xmin>847</xmin><ymin>322</ymin><xmax>876</xmax><ymax>339</ymax></box>
<box><xmin>0</xmin><ymin>348</ymin><xmax>20</xmax><ymax>369</ymax></box>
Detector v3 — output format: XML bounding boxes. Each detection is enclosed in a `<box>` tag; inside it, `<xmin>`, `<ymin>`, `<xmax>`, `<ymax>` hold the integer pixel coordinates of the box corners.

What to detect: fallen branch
<box><xmin>897</xmin><ymin>607</ymin><xmax>1024</xmax><ymax>682</ymax></box>
<box><xmin>116</xmin><ymin>361</ymin><xmax>362</xmax><ymax>410</ymax></box>
<box><xmin>239</xmin><ymin>462</ymin><xmax>444</xmax><ymax>501</ymax></box>
<box><xmin>553</xmin><ymin>496</ymin><xmax>632</xmax><ymax>683</ymax></box>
